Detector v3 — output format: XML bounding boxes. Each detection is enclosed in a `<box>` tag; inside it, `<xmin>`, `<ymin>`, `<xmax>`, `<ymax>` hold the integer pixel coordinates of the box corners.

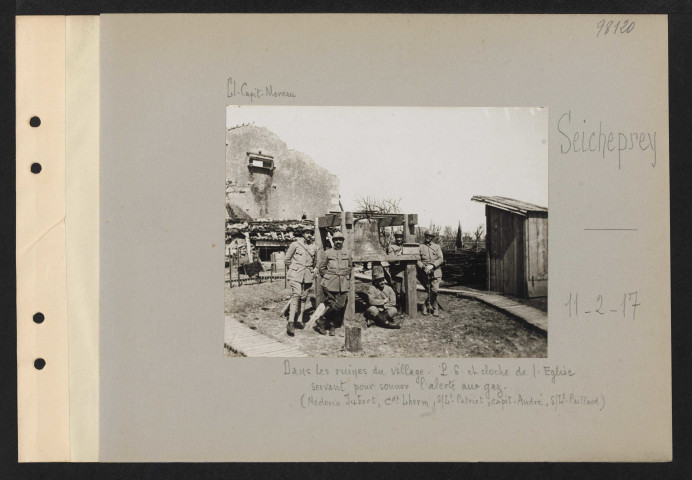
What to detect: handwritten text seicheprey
<box><xmin>557</xmin><ymin>111</ymin><xmax>657</xmax><ymax>169</ymax></box>
<box><xmin>227</xmin><ymin>76</ymin><xmax>297</xmax><ymax>102</ymax></box>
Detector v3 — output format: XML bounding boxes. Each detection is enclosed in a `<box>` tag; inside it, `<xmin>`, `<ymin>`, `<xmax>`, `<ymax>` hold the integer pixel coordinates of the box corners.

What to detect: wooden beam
<box><xmin>317</xmin><ymin>214</ymin><xmax>341</xmax><ymax>228</ymax></box>
<box><xmin>403</xmin><ymin>213</ymin><xmax>418</xmax><ymax>316</ymax></box>
<box><xmin>343</xmin><ymin>211</ymin><xmax>356</xmax><ymax>323</ymax></box>
<box><xmin>352</xmin><ymin>254</ymin><xmax>420</xmax><ymax>263</ymax></box>
<box><xmin>379</xmin><ymin>215</ymin><xmax>395</xmax><ymax>228</ymax></box>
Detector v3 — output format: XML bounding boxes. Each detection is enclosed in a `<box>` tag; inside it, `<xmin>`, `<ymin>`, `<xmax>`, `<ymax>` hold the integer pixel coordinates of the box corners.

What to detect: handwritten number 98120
<box><xmin>596</xmin><ymin>19</ymin><xmax>635</xmax><ymax>37</ymax></box>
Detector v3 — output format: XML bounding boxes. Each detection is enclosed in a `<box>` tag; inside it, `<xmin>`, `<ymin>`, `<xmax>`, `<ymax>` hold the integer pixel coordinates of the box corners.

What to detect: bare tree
<box><xmin>354</xmin><ymin>195</ymin><xmax>401</xmax><ymax>214</ymax></box>
<box><xmin>416</xmin><ymin>221</ymin><xmax>443</xmax><ymax>243</ymax></box>
<box><xmin>473</xmin><ymin>223</ymin><xmax>485</xmax><ymax>250</ymax></box>
<box><xmin>428</xmin><ymin>221</ymin><xmax>442</xmax><ymax>237</ymax></box>
<box><xmin>354</xmin><ymin>195</ymin><xmax>402</xmax><ymax>249</ymax></box>
<box><xmin>438</xmin><ymin>225</ymin><xmax>455</xmax><ymax>250</ymax></box>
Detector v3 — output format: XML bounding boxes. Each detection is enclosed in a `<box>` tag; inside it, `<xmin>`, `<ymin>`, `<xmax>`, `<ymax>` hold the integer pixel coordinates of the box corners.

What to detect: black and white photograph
<box><xmin>224</xmin><ymin>106</ymin><xmax>548</xmax><ymax>358</ymax></box>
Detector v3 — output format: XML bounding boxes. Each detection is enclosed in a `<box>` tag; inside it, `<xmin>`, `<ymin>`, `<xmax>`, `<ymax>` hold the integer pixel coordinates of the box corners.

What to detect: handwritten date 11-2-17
<box><xmin>596</xmin><ymin>19</ymin><xmax>635</xmax><ymax>37</ymax></box>
<box><xmin>565</xmin><ymin>291</ymin><xmax>640</xmax><ymax>320</ymax></box>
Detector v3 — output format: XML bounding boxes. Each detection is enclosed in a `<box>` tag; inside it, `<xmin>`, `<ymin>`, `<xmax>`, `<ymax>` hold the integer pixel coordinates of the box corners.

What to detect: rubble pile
<box><xmin>226</xmin><ymin>220</ymin><xmax>315</xmax><ymax>241</ymax></box>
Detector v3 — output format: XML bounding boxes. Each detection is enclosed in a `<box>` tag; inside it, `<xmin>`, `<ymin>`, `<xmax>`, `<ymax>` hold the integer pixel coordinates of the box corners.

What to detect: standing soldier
<box><xmin>315</xmin><ymin>231</ymin><xmax>353</xmax><ymax>336</ymax></box>
<box><xmin>386</xmin><ymin>231</ymin><xmax>406</xmax><ymax>313</ymax></box>
<box><xmin>285</xmin><ymin>225</ymin><xmax>316</xmax><ymax>336</ymax></box>
<box><xmin>417</xmin><ymin>229</ymin><xmax>444</xmax><ymax>316</ymax></box>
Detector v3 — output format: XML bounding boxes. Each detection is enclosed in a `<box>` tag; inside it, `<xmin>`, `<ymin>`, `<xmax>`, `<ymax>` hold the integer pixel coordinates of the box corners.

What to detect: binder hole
<box><xmin>30</xmin><ymin>163</ymin><xmax>42</xmax><ymax>174</ymax></box>
<box><xmin>34</xmin><ymin>358</ymin><xmax>46</xmax><ymax>370</ymax></box>
<box><xmin>29</xmin><ymin>116</ymin><xmax>41</xmax><ymax>127</ymax></box>
<box><xmin>33</xmin><ymin>312</ymin><xmax>45</xmax><ymax>324</ymax></box>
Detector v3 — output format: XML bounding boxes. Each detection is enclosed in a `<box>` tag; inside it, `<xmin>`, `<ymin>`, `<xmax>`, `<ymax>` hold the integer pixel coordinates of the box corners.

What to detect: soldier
<box><xmin>315</xmin><ymin>231</ymin><xmax>353</xmax><ymax>336</ymax></box>
<box><xmin>364</xmin><ymin>270</ymin><xmax>401</xmax><ymax>329</ymax></box>
<box><xmin>417</xmin><ymin>229</ymin><xmax>444</xmax><ymax>316</ymax></box>
<box><xmin>284</xmin><ymin>225</ymin><xmax>317</xmax><ymax>336</ymax></box>
<box><xmin>386</xmin><ymin>231</ymin><xmax>406</xmax><ymax>312</ymax></box>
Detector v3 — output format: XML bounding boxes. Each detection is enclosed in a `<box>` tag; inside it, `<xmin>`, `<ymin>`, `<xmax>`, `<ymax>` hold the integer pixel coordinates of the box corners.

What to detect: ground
<box><xmin>225</xmin><ymin>279</ymin><xmax>546</xmax><ymax>358</ymax></box>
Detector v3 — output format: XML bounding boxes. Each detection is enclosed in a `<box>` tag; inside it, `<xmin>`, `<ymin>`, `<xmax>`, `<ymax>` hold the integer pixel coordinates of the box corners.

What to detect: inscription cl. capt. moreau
<box><xmin>227</xmin><ymin>76</ymin><xmax>297</xmax><ymax>102</ymax></box>
<box><xmin>557</xmin><ymin>110</ymin><xmax>657</xmax><ymax>170</ymax></box>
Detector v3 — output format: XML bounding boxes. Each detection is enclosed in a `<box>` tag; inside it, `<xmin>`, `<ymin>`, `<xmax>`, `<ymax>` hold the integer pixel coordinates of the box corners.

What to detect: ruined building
<box><xmin>225</xmin><ymin>125</ymin><xmax>340</xmax><ymax>222</ymax></box>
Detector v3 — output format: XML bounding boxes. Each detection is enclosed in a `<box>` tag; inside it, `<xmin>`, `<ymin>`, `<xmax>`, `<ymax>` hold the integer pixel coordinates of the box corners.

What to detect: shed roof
<box><xmin>471</xmin><ymin>195</ymin><xmax>548</xmax><ymax>215</ymax></box>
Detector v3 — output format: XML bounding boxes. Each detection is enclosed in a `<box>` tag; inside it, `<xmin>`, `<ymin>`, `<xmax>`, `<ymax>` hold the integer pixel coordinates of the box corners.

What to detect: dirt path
<box><xmin>225</xmin><ymin>281</ymin><xmax>546</xmax><ymax>358</ymax></box>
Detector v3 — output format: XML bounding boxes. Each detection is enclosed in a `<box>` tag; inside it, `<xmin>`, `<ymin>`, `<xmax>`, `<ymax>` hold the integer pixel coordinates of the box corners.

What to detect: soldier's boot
<box><xmin>385</xmin><ymin>312</ymin><xmax>401</xmax><ymax>329</ymax></box>
<box><xmin>328</xmin><ymin>318</ymin><xmax>336</xmax><ymax>336</ymax></box>
<box><xmin>293</xmin><ymin>300</ymin><xmax>305</xmax><ymax>329</ymax></box>
<box><xmin>313</xmin><ymin>317</ymin><xmax>328</xmax><ymax>336</ymax></box>
<box><xmin>421</xmin><ymin>302</ymin><xmax>429</xmax><ymax>316</ymax></box>
<box><xmin>286</xmin><ymin>297</ymin><xmax>298</xmax><ymax>337</ymax></box>
<box><xmin>365</xmin><ymin>312</ymin><xmax>375</xmax><ymax>328</ymax></box>
<box><xmin>430</xmin><ymin>293</ymin><xmax>439</xmax><ymax>317</ymax></box>
<box><xmin>377</xmin><ymin>311</ymin><xmax>400</xmax><ymax>329</ymax></box>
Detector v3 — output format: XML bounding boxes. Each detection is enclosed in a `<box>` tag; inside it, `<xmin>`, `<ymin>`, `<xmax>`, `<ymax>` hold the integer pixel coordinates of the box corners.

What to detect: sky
<box><xmin>226</xmin><ymin>106</ymin><xmax>548</xmax><ymax>233</ymax></box>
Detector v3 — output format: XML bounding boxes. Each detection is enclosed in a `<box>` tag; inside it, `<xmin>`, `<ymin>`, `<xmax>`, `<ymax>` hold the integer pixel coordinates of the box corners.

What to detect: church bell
<box><xmin>353</xmin><ymin>218</ymin><xmax>386</xmax><ymax>256</ymax></box>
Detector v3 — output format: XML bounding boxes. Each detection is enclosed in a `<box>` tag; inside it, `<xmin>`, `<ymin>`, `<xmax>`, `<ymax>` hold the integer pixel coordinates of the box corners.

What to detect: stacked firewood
<box><xmin>442</xmin><ymin>246</ymin><xmax>487</xmax><ymax>285</ymax></box>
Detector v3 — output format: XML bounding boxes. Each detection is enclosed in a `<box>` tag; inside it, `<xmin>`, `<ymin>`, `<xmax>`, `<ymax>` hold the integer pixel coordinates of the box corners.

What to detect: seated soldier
<box><xmin>364</xmin><ymin>270</ymin><xmax>401</xmax><ymax>329</ymax></box>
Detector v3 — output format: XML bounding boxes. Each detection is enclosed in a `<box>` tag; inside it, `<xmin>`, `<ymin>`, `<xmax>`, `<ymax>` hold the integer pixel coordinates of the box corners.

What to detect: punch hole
<box><xmin>29</xmin><ymin>116</ymin><xmax>41</xmax><ymax>127</ymax></box>
<box><xmin>34</xmin><ymin>358</ymin><xmax>46</xmax><ymax>370</ymax></box>
<box><xmin>33</xmin><ymin>312</ymin><xmax>44</xmax><ymax>324</ymax></box>
<box><xmin>30</xmin><ymin>163</ymin><xmax>42</xmax><ymax>174</ymax></box>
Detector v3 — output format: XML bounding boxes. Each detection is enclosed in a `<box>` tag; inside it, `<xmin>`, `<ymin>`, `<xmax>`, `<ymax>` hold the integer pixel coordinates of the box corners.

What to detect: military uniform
<box><xmin>316</xmin><ymin>242</ymin><xmax>352</xmax><ymax>334</ymax></box>
<box><xmin>386</xmin><ymin>238</ymin><xmax>406</xmax><ymax>311</ymax></box>
<box><xmin>417</xmin><ymin>236</ymin><xmax>444</xmax><ymax>315</ymax></box>
<box><xmin>285</xmin><ymin>236</ymin><xmax>316</xmax><ymax>333</ymax></box>
<box><xmin>365</xmin><ymin>283</ymin><xmax>398</xmax><ymax>317</ymax></box>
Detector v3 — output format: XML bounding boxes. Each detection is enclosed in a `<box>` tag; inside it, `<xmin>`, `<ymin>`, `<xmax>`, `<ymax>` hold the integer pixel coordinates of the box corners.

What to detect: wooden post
<box><xmin>342</xmin><ymin>211</ymin><xmax>356</xmax><ymax>323</ymax></box>
<box><xmin>245</xmin><ymin>233</ymin><xmax>253</xmax><ymax>262</ymax></box>
<box><xmin>403</xmin><ymin>214</ymin><xmax>418</xmax><ymax>316</ymax></box>
<box><xmin>228</xmin><ymin>254</ymin><xmax>233</xmax><ymax>288</ymax></box>
<box><xmin>314</xmin><ymin>217</ymin><xmax>325</xmax><ymax>306</ymax></box>
<box><xmin>345</xmin><ymin>326</ymin><xmax>362</xmax><ymax>352</ymax></box>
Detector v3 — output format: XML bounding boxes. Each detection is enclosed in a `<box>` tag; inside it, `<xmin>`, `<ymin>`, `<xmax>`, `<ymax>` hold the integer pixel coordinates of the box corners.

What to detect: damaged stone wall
<box><xmin>226</xmin><ymin>125</ymin><xmax>340</xmax><ymax>221</ymax></box>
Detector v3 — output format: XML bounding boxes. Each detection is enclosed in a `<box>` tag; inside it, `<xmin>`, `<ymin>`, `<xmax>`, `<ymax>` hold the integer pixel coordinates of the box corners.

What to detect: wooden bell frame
<box><xmin>313</xmin><ymin>211</ymin><xmax>420</xmax><ymax>320</ymax></box>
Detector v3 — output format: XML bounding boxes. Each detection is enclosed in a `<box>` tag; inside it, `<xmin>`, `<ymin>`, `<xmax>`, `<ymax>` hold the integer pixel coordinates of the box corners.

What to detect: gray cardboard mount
<box><xmin>99</xmin><ymin>14</ymin><xmax>670</xmax><ymax>461</ymax></box>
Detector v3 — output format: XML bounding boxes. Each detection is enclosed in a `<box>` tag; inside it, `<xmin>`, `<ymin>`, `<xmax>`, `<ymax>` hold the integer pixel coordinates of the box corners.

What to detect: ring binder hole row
<box><xmin>34</xmin><ymin>358</ymin><xmax>46</xmax><ymax>370</ymax></box>
<box><xmin>33</xmin><ymin>312</ymin><xmax>44</xmax><ymax>324</ymax></box>
<box><xmin>29</xmin><ymin>116</ymin><xmax>41</xmax><ymax>127</ymax></box>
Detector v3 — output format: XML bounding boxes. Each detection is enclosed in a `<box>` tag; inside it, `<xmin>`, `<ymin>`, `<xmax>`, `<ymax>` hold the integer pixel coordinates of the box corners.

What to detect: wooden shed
<box><xmin>471</xmin><ymin>196</ymin><xmax>548</xmax><ymax>298</ymax></box>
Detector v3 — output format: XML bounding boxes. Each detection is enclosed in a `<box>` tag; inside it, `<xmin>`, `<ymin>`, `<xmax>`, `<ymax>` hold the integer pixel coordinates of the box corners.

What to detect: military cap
<box><xmin>373</xmin><ymin>270</ymin><xmax>385</xmax><ymax>281</ymax></box>
<box><xmin>332</xmin><ymin>231</ymin><xmax>345</xmax><ymax>240</ymax></box>
<box><xmin>393</xmin><ymin>231</ymin><xmax>404</xmax><ymax>237</ymax></box>
<box><xmin>423</xmin><ymin>229</ymin><xmax>435</xmax><ymax>236</ymax></box>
